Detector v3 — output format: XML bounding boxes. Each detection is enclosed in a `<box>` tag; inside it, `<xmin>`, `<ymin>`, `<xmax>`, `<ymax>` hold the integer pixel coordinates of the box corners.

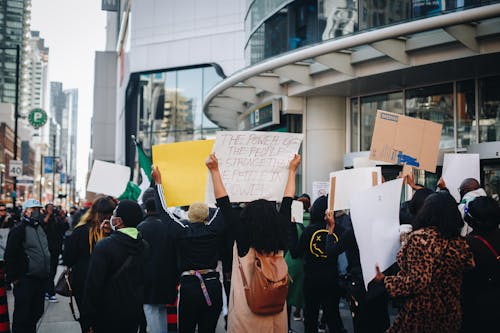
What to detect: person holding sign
<box><xmin>289</xmin><ymin>196</ymin><xmax>344</xmax><ymax>333</ymax></box>
<box><xmin>207</xmin><ymin>153</ymin><xmax>300</xmax><ymax>333</ymax></box>
<box><xmin>324</xmin><ymin>210</ymin><xmax>389</xmax><ymax>333</ymax></box>
<box><xmin>152</xmin><ymin>166</ymin><xmax>225</xmax><ymax>333</ymax></box>
<box><xmin>371</xmin><ymin>192</ymin><xmax>474</xmax><ymax>333</ymax></box>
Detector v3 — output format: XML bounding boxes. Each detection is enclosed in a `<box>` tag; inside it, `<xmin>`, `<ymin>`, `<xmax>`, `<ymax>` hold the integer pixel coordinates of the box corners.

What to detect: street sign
<box><xmin>9</xmin><ymin>160</ymin><xmax>22</xmax><ymax>177</ymax></box>
<box><xmin>28</xmin><ymin>108</ymin><xmax>48</xmax><ymax>129</ymax></box>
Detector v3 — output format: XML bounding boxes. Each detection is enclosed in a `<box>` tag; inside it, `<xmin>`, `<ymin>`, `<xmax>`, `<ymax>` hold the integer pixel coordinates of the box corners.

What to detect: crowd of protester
<box><xmin>1</xmin><ymin>154</ymin><xmax>499</xmax><ymax>333</ymax></box>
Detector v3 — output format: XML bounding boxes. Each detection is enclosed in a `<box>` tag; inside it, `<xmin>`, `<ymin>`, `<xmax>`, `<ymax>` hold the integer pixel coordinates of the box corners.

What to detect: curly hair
<box><xmin>240</xmin><ymin>199</ymin><xmax>288</xmax><ymax>254</ymax></box>
<box><xmin>77</xmin><ymin>196</ymin><xmax>117</xmax><ymax>253</ymax></box>
<box><xmin>414</xmin><ymin>192</ymin><xmax>464</xmax><ymax>239</ymax></box>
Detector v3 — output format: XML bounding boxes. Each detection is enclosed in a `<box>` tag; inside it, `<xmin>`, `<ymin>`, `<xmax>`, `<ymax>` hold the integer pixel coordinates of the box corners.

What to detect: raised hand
<box><xmin>152</xmin><ymin>165</ymin><xmax>162</xmax><ymax>185</ymax></box>
<box><xmin>289</xmin><ymin>154</ymin><xmax>301</xmax><ymax>172</ymax></box>
<box><xmin>205</xmin><ymin>153</ymin><xmax>219</xmax><ymax>171</ymax></box>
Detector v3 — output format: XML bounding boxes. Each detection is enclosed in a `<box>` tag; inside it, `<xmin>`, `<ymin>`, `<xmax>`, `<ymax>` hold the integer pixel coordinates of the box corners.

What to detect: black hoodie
<box><xmin>290</xmin><ymin>195</ymin><xmax>338</xmax><ymax>279</ymax></box>
<box><xmin>81</xmin><ymin>230</ymin><xmax>149</xmax><ymax>333</ymax></box>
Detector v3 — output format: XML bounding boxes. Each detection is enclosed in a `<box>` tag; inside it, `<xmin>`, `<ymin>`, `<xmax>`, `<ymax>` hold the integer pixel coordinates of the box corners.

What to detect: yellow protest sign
<box><xmin>152</xmin><ymin>140</ymin><xmax>214</xmax><ymax>207</ymax></box>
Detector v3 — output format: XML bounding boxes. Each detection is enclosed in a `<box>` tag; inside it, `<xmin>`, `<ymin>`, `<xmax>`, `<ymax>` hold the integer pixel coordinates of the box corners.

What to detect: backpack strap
<box><xmin>112</xmin><ymin>255</ymin><xmax>134</xmax><ymax>281</ymax></box>
<box><xmin>474</xmin><ymin>235</ymin><xmax>500</xmax><ymax>261</ymax></box>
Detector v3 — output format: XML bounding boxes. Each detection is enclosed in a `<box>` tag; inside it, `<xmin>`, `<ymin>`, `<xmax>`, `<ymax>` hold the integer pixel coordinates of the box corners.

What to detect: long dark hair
<box><xmin>414</xmin><ymin>192</ymin><xmax>464</xmax><ymax>238</ymax></box>
<box><xmin>240</xmin><ymin>199</ymin><xmax>288</xmax><ymax>254</ymax></box>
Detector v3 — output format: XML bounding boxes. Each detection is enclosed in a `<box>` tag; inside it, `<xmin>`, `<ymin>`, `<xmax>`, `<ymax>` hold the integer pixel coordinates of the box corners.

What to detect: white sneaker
<box><xmin>48</xmin><ymin>295</ymin><xmax>59</xmax><ymax>303</ymax></box>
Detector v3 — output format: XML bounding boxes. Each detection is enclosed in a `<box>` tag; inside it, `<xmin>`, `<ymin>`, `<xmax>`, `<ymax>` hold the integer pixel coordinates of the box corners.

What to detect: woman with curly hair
<box><xmin>63</xmin><ymin>196</ymin><xmax>117</xmax><ymax>317</ymax></box>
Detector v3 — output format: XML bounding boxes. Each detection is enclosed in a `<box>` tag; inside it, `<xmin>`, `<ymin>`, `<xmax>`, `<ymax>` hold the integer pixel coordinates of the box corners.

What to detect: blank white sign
<box><xmin>442</xmin><ymin>154</ymin><xmax>480</xmax><ymax>203</ymax></box>
<box><xmin>87</xmin><ymin>160</ymin><xmax>131</xmax><ymax>197</ymax></box>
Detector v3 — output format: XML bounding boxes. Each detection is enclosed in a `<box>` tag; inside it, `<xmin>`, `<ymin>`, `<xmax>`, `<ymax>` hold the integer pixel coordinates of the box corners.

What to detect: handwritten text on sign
<box><xmin>213</xmin><ymin>131</ymin><xmax>303</xmax><ymax>202</ymax></box>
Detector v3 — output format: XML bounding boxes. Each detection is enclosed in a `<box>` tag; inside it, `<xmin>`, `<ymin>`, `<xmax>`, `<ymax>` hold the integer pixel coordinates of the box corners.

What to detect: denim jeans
<box><xmin>143</xmin><ymin>304</ymin><xmax>168</xmax><ymax>333</ymax></box>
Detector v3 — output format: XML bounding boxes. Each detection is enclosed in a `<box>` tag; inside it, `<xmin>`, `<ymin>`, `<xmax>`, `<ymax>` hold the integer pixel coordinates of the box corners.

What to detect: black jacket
<box><xmin>42</xmin><ymin>214</ymin><xmax>68</xmax><ymax>254</ymax></box>
<box><xmin>82</xmin><ymin>230</ymin><xmax>149</xmax><ymax>333</ymax></box>
<box><xmin>4</xmin><ymin>218</ymin><xmax>51</xmax><ymax>282</ymax></box>
<box><xmin>63</xmin><ymin>223</ymin><xmax>93</xmax><ymax>295</ymax></box>
<box><xmin>137</xmin><ymin>213</ymin><xmax>179</xmax><ymax>304</ymax></box>
<box><xmin>155</xmin><ymin>185</ymin><xmax>224</xmax><ymax>274</ymax></box>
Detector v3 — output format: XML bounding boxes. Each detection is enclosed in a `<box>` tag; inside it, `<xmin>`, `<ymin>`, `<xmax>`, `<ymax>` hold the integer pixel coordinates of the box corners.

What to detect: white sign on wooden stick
<box><xmin>291</xmin><ymin>200</ymin><xmax>304</xmax><ymax>223</ymax></box>
<box><xmin>207</xmin><ymin>131</ymin><xmax>303</xmax><ymax>203</ymax></box>
<box><xmin>350</xmin><ymin>178</ymin><xmax>404</xmax><ymax>289</ymax></box>
<box><xmin>442</xmin><ymin>154</ymin><xmax>480</xmax><ymax>203</ymax></box>
<box><xmin>328</xmin><ymin>167</ymin><xmax>382</xmax><ymax>211</ymax></box>
<box><xmin>87</xmin><ymin>160</ymin><xmax>131</xmax><ymax>197</ymax></box>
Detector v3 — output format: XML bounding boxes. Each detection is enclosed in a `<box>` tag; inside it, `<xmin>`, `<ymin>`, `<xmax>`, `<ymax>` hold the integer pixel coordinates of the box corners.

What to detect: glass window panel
<box><xmin>479</xmin><ymin>76</ymin><xmax>500</xmax><ymax>142</ymax></box>
<box><xmin>350</xmin><ymin>97</ymin><xmax>359</xmax><ymax>152</ymax></box>
<box><xmin>289</xmin><ymin>0</ymin><xmax>318</xmax><ymax>48</ymax></box>
<box><xmin>319</xmin><ymin>0</ymin><xmax>358</xmax><ymax>41</ymax></box>
<box><xmin>405</xmin><ymin>83</ymin><xmax>454</xmax><ymax>149</ymax></box>
<box><xmin>358</xmin><ymin>0</ymin><xmax>411</xmax><ymax>30</ymax></box>
<box><xmin>360</xmin><ymin>92</ymin><xmax>403</xmax><ymax>151</ymax></box>
<box><xmin>456</xmin><ymin>80</ymin><xmax>476</xmax><ymax>148</ymax></box>
<box><xmin>264</xmin><ymin>8</ymin><xmax>288</xmax><ymax>58</ymax></box>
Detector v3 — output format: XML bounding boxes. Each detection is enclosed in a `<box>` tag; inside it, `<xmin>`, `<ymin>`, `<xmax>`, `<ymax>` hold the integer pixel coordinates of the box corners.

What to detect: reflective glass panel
<box><xmin>360</xmin><ymin>92</ymin><xmax>403</xmax><ymax>151</ymax></box>
<box><xmin>319</xmin><ymin>0</ymin><xmax>358</xmax><ymax>41</ymax></box>
<box><xmin>405</xmin><ymin>83</ymin><xmax>454</xmax><ymax>149</ymax></box>
<box><xmin>350</xmin><ymin>97</ymin><xmax>359</xmax><ymax>152</ymax></box>
<box><xmin>479</xmin><ymin>76</ymin><xmax>500</xmax><ymax>142</ymax></box>
<box><xmin>456</xmin><ymin>80</ymin><xmax>476</xmax><ymax>148</ymax></box>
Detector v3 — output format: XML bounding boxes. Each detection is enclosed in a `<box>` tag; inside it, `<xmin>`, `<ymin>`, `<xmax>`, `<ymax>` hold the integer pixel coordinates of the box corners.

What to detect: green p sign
<box><xmin>28</xmin><ymin>108</ymin><xmax>48</xmax><ymax>129</ymax></box>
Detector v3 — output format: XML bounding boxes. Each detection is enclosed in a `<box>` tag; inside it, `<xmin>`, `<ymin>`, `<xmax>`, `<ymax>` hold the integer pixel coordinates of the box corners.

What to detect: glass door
<box><xmin>481</xmin><ymin>159</ymin><xmax>500</xmax><ymax>201</ymax></box>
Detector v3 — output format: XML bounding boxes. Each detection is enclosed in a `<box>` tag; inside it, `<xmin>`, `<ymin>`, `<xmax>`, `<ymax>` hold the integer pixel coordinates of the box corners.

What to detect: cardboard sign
<box><xmin>442</xmin><ymin>154</ymin><xmax>480</xmax><ymax>203</ymax></box>
<box><xmin>87</xmin><ymin>160</ymin><xmax>131</xmax><ymax>197</ymax></box>
<box><xmin>369</xmin><ymin>110</ymin><xmax>442</xmax><ymax>172</ymax></box>
<box><xmin>152</xmin><ymin>140</ymin><xmax>215</xmax><ymax>207</ymax></box>
<box><xmin>312</xmin><ymin>181</ymin><xmax>330</xmax><ymax>204</ymax></box>
<box><xmin>328</xmin><ymin>167</ymin><xmax>382</xmax><ymax>211</ymax></box>
<box><xmin>291</xmin><ymin>200</ymin><xmax>304</xmax><ymax>223</ymax></box>
<box><xmin>207</xmin><ymin>131</ymin><xmax>303</xmax><ymax>203</ymax></box>
<box><xmin>350</xmin><ymin>178</ymin><xmax>404</xmax><ymax>289</ymax></box>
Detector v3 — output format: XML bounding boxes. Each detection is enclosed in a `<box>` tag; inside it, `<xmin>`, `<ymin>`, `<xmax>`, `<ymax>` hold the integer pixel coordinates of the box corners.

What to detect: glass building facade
<box><xmin>245</xmin><ymin>0</ymin><xmax>499</xmax><ymax>64</ymax></box>
<box><xmin>130</xmin><ymin>65</ymin><xmax>223</xmax><ymax>157</ymax></box>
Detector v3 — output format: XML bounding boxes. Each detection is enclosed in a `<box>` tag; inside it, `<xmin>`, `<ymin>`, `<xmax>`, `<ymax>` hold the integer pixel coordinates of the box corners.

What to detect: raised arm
<box><xmin>206</xmin><ymin>154</ymin><xmax>228</xmax><ymax>199</ymax></box>
<box><xmin>283</xmin><ymin>154</ymin><xmax>301</xmax><ymax>199</ymax></box>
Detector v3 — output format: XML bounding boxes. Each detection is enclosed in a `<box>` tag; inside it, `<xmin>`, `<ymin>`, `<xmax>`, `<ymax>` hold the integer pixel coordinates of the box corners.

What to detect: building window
<box><xmin>406</xmin><ymin>83</ymin><xmax>454</xmax><ymax>149</ymax></box>
<box><xmin>456</xmin><ymin>80</ymin><xmax>476</xmax><ymax>148</ymax></box>
<box><xmin>319</xmin><ymin>0</ymin><xmax>358</xmax><ymax>40</ymax></box>
<box><xmin>479</xmin><ymin>75</ymin><xmax>500</xmax><ymax>143</ymax></box>
<box><xmin>360</xmin><ymin>91</ymin><xmax>403</xmax><ymax>151</ymax></box>
<box><xmin>350</xmin><ymin>97</ymin><xmax>359</xmax><ymax>152</ymax></box>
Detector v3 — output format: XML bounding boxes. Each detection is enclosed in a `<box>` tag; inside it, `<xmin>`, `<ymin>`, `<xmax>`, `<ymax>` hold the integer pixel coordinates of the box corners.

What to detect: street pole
<box><xmin>12</xmin><ymin>44</ymin><xmax>20</xmax><ymax>209</ymax></box>
<box><xmin>39</xmin><ymin>154</ymin><xmax>43</xmax><ymax>201</ymax></box>
<box><xmin>52</xmin><ymin>134</ymin><xmax>56</xmax><ymax>202</ymax></box>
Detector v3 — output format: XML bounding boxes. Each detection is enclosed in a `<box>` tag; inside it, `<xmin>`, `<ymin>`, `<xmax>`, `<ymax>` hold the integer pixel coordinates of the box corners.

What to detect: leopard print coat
<box><xmin>384</xmin><ymin>227</ymin><xmax>474</xmax><ymax>333</ymax></box>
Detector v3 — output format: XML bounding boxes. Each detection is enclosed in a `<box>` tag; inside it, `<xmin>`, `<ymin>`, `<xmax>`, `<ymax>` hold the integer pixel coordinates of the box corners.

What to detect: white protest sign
<box><xmin>312</xmin><ymin>181</ymin><xmax>329</xmax><ymax>204</ymax></box>
<box><xmin>207</xmin><ymin>131</ymin><xmax>303</xmax><ymax>203</ymax></box>
<box><xmin>0</xmin><ymin>229</ymin><xmax>9</xmax><ymax>259</ymax></box>
<box><xmin>291</xmin><ymin>200</ymin><xmax>304</xmax><ymax>223</ymax></box>
<box><xmin>87</xmin><ymin>160</ymin><xmax>131</xmax><ymax>197</ymax></box>
<box><xmin>328</xmin><ymin>167</ymin><xmax>382</xmax><ymax>211</ymax></box>
<box><xmin>442</xmin><ymin>154</ymin><xmax>480</xmax><ymax>203</ymax></box>
<box><xmin>350</xmin><ymin>178</ymin><xmax>403</xmax><ymax>289</ymax></box>
<box><xmin>353</xmin><ymin>157</ymin><xmax>377</xmax><ymax>169</ymax></box>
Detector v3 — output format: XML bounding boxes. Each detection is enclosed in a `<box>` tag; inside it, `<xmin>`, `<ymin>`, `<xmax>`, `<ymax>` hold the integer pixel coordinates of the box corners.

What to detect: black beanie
<box><xmin>310</xmin><ymin>195</ymin><xmax>328</xmax><ymax>224</ymax></box>
<box><xmin>142</xmin><ymin>188</ymin><xmax>157</xmax><ymax>212</ymax></box>
<box><xmin>115</xmin><ymin>200</ymin><xmax>144</xmax><ymax>228</ymax></box>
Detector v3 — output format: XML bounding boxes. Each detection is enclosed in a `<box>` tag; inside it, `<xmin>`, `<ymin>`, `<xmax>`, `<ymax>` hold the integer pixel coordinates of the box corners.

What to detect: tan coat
<box><xmin>227</xmin><ymin>243</ymin><xmax>287</xmax><ymax>333</ymax></box>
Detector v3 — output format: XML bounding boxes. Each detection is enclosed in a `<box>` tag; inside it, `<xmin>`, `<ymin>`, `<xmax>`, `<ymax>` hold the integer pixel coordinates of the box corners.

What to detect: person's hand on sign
<box><xmin>325</xmin><ymin>209</ymin><xmax>335</xmax><ymax>234</ymax></box>
<box><xmin>437</xmin><ymin>177</ymin><xmax>447</xmax><ymax>190</ymax></box>
<box><xmin>406</xmin><ymin>172</ymin><xmax>423</xmax><ymax>191</ymax></box>
<box><xmin>152</xmin><ymin>165</ymin><xmax>162</xmax><ymax>185</ymax></box>
<box><xmin>373</xmin><ymin>264</ymin><xmax>385</xmax><ymax>283</ymax></box>
<box><xmin>289</xmin><ymin>154</ymin><xmax>301</xmax><ymax>172</ymax></box>
<box><xmin>205</xmin><ymin>153</ymin><xmax>219</xmax><ymax>171</ymax></box>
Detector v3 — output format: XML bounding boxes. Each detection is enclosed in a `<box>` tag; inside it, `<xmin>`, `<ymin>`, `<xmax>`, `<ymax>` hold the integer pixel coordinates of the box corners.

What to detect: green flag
<box><xmin>118</xmin><ymin>181</ymin><xmax>142</xmax><ymax>201</ymax></box>
<box><xmin>136</xmin><ymin>142</ymin><xmax>152</xmax><ymax>182</ymax></box>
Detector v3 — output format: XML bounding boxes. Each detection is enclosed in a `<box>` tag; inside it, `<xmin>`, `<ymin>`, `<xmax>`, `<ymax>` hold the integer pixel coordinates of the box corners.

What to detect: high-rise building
<box><xmin>64</xmin><ymin>88</ymin><xmax>78</xmax><ymax>202</ymax></box>
<box><xmin>0</xmin><ymin>0</ymin><xmax>31</xmax><ymax>105</ymax></box>
<box><xmin>23</xmin><ymin>30</ymin><xmax>49</xmax><ymax>113</ymax></box>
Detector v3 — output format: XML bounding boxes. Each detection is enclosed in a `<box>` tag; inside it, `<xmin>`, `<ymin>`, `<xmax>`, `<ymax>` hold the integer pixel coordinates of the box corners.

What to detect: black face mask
<box><xmin>30</xmin><ymin>210</ymin><xmax>41</xmax><ymax>221</ymax></box>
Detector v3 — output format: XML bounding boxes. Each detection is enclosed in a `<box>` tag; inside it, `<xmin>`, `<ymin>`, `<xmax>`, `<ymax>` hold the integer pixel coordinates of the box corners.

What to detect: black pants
<box><xmin>351</xmin><ymin>289</ymin><xmax>389</xmax><ymax>333</ymax></box>
<box><xmin>178</xmin><ymin>273</ymin><xmax>222</xmax><ymax>333</ymax></box>
<box><xmin>46</xmin><ymin>251</ymin><xmax>59</xmax><ymax>296</ymax></box>
<box><xmin>12</xmin><ymin>276</ymin><xmax>47</xmax><ymax>333</ymax></box>
<box><xmin>303</xmin><ymin>275</ymin><xmax>343</xmax><ymax>333</ymax></box>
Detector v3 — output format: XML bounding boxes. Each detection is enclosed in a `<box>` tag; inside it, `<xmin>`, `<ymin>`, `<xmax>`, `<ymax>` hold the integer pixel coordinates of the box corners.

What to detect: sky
<box><xmin>30</xmin><ymin>0</ymin><xmax>107</xmax><ymax>199</ymax></box>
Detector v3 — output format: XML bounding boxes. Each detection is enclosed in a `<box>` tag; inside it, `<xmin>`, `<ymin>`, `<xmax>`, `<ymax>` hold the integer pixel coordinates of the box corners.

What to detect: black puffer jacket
<box><xmin>81</xmin><ymin>230</ymin><xmax>149</xmax><ymax>333</ymax></box>
<box><xmin>137</xmin><ymin>213</ymin><xmax>178</xmax><ymax>304</ymax></box>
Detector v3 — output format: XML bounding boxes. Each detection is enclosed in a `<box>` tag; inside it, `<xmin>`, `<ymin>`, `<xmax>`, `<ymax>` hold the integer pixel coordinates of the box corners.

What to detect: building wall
<box><xmin>92</xmin><ymin>51</ymin><xmax>117</xmax><ymax>163</ymax></box>
<box><xmin>304</xmin><ymin>95</ymin><xmax>346</xmax><ymax>195</ymax></box>
<box><xmin>130</xmin><ymin>0</ymin><xmax>246</xmax><ymax>76</ymax></box>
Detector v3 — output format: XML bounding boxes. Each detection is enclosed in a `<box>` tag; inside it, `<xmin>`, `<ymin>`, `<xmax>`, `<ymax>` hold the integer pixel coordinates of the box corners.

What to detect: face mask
<box><xmin>109</xmin><ymin>216</ymin><xmax>118</xmax><ymax>231</ymax></box>
<box><xmin>30</xmin><ymin>210</ymin><xmax>41</xmax><ymax>221</ymax></box>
